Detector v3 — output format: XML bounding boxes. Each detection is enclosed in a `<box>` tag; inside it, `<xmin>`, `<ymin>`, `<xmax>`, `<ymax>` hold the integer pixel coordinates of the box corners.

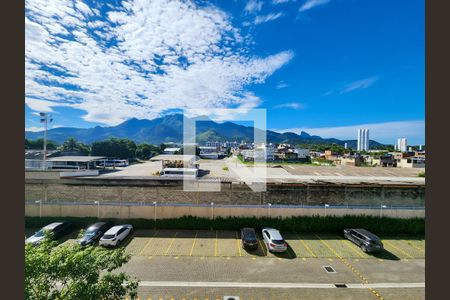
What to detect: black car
<box><xmin>78</xmin><ymin>222</ymin><xmax>113</xmax><ymax>246</ymax></box>
<box><xmin>26</xmin><ymin>221</ymin><xmax>74</xmax><ymax>245</ymax></box>
<box><xmin>241</xmin><ymin>227</ymin><xmax>258</xmax><ymax>250</ymax></box>
<box><xmin>344</xmin><ymin>228</ymin><xmax>384</xmax><ymax>253</ymax></box>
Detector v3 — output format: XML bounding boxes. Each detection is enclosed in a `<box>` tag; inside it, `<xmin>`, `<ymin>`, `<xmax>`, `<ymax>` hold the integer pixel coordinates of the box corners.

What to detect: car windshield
<box><xmin>34</xmin><ymin>229</ymin><xmax>46</xmax><ymax>237</ymax></box>
<box><xmin>102</xmin><ymin>234</ymin><xmax>115</xmax><ymax>239</ymax></box>
<box><xmin>243</xmin><ymin>231</ymin><xmax>256</xmax><ymax>240</ymax></box>
<box><xmin>272</xmin><ymin>239</ymin><xmax>285</xmax><ymax>245</ymax></box>
<box><xmin>244</xmin><ymin>234</ymin><xmax>256</xmax><ymax>240</ymax></box>
<box><xmin>84</xmin><ymin>229</ymin><xmax>97</xmax><ymax>237</ymax></box>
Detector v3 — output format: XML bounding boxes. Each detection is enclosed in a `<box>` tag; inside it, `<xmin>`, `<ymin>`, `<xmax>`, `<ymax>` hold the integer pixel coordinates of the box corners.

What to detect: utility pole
<box><xmin>39</xmin><ymin>113</ymin><xmax>53</xmax><ymax>170</ymax></box>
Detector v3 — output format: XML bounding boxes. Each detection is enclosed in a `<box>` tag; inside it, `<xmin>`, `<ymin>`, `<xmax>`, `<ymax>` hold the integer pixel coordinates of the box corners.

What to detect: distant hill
<box><xmin>25</xmin><ymin>113</ymin><xmax>384</xmax><ymax>147</ymax></box>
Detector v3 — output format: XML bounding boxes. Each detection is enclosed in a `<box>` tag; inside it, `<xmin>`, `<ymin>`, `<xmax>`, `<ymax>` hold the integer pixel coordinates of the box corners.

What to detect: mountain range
<box><xmin>25</xmin><ymin>114</ymin><xmax>383</xmax><ymax>148</ymax></box>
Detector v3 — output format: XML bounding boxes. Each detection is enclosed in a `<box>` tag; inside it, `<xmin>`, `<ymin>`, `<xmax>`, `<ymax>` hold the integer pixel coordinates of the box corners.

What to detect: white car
<box><xmin>99</xmin><ymin>224</ymin><xmax>133</xmax><ymax>247</ymax></box>
<box><xmin>261</xmin><ymin>228</ymin><xmax>288</xmax><ymax>252</ymax></box>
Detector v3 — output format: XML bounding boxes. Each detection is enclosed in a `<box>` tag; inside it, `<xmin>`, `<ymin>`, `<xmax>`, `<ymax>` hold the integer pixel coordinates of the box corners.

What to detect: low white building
<box><xmin>398</xmin><ymin>157</ymin><xmax>425</xmax><ymax>168</ymax></box>
<box><xmin>241</xmin><ymin>143</ymin><xmax>275</xmax><ymax>161</ymax></box>
<box><xmin>163</xmin><ymin>147</ymin><xmax>181</xmax><ymax>155</ymax></box>
<box><xmin>294</xmin><ymin>148</ymin><xmax>310</xmax><ymax>159</ymax></box>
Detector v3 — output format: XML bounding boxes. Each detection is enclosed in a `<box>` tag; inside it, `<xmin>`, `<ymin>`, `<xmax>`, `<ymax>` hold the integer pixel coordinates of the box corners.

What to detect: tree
<box><xmin>135</xmin><ymin>143</ymin><xmax>161</xmax><ymax>160</ymax></box>
<box><xmin>25</xmin><ymin>138</ymin><xmax>58</xmax><ymax>150</ymax></box>
<box><xmin>91</xmin><ymin>138</ymin><xmax>137</xmax><ymax>159</ymax></box>
<box><xmin>25</xmin><ymin>234</ymin><xmax>139</xmax><ymax>300</ymax></box>
<box><xmin>61</xmin><ymin>137</ymin><xmax>91</xmax><ymax>155</ymax></box>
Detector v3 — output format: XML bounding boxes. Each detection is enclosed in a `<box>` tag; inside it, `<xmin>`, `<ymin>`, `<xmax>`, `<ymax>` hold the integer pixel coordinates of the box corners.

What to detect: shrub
<box><xmin>25</xmin><ymin>215</ymin><xmax>424</xmax><ymax>235</ymax></box>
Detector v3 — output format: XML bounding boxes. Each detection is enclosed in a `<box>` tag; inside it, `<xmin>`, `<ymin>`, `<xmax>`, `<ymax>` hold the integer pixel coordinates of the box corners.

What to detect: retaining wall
<box><xmin>25</xmin><ymin>203</ymin><xmax>424</xmax><ymax>219</ymax></box>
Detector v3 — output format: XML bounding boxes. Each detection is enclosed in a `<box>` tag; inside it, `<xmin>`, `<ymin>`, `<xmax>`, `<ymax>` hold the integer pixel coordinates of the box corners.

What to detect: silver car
<box><xmin>261</xmin><ymin>228</ymin><xmax>288</xmax><ymax>252</ymax></box>
<box><xmin>99</xmin><ymin>224</ymin><xmax>133</xmax><ymax>247</ymax></box>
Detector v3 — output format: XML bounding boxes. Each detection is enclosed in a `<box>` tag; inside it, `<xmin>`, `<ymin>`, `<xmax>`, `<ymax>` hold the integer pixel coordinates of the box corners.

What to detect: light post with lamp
<box><xmin>268</xmin><ymin>203</ymin><xmax>272</xmax><ymax>218</ymax></box>
<box><xmin>39</xmin><ymin>112</ymin><xmax>53</xmax><ymax>170</ymax></box>
<box><xmin>153</xmin><ymin>201</ymin><xmax>157</xmax><ymax>229</ymax></box>
<box><xmin>94</xmin><ymin>201</ymin><xmax>100</xmax><ymax>219</ymax></box>
<box><xmin>35</xmin><ymin>200</ymin><xmax>42</xmax><ymax>219</ymax></box>
<box><xmin>380</xmin><ymin>205</ymin><xmax>387</xmax><ymax>218</ymax></box>
<box><xmin>324</xmin><ymin>204</ymin><xmax>330</xmax><ymax>217</ymax></box>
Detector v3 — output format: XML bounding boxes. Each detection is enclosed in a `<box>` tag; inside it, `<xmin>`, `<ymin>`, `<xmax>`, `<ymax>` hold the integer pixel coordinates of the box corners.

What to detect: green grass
<box><xmin>417</xmin><ymin>171</ymin><xmax>425</xmax><ymax>177</ymax></box>
<box><xmin>25</xmin><ymin>215</ymin><xmax>424</xmax><ymax>235</ymax></box>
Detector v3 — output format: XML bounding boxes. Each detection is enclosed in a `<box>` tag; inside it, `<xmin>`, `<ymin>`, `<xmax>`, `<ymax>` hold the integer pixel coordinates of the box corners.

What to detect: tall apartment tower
<box><xmin>397</xmin><ymin>138</ymin><xmax>407</xmax><ymax>152</ymax></box>
<box><xmin>357</xmin><ymin>129</ymin><xmax>369</xmax><ymax>151</ymax></box>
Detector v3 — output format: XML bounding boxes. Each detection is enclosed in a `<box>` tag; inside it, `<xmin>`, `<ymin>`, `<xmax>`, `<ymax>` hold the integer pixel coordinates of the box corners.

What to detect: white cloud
<box><xmin>25</xmin><ymin>126</ymin><xmax>44</xmax><ymax>132</ymax></box>
<box><xmin>25</xmin><ymin>0</ymin><xmax>294</xmax><ymax>125</ymax></box>
<box><xmin>274</xmin><ymin>102</ymin><xmax>304</xmax><ymax>110</ymax></box>
<box><xmin>254</xmin><ymin>12</ymin><xmax>285</xmax><ymax>25</ymax></box>
<box><xmin>273</xmin><ymin>0</ymin><xmax>295</xmax><ymax>4</ymax></box>
<box><xmin>276</xmin><ymin>81</ymin><xmax>288</xmax><ymax>89</ymax></box>
<box><xmin>244</xmin><ymin>0</ymin><xmax>264</xmax><ymax>14</ymax></box>
<box><xmin>25</xmin><ymin>98</ymin><xmax>57</xmax><ymax>112</ymax></box>
<box><xmin>299</xmin><ymin>0</ymin><xmax>331</xmax><ymax>12</ymax></box>
<box><xmin>273</xmin><ymin>120</ymin><xmax>425</xmax><ymax>144</ymax></box>
<box><xmin>341</xmin><ymin>77</ymin><xmax>378</xmax><ymax>93</ymax></box>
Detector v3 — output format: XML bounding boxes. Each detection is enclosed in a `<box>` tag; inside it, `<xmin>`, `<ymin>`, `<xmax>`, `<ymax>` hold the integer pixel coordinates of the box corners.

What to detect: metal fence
<box><xmin>25</xmin><ymin>200</ymin><xmax>425</xmax><ymax>210</ymax></box>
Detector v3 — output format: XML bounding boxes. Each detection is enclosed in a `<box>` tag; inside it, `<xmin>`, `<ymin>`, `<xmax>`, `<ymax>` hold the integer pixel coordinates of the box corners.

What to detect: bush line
<box><xmin>25</xmin><ymin>215</ymin><xmax>424</xmax><ymax>235</ymax></box>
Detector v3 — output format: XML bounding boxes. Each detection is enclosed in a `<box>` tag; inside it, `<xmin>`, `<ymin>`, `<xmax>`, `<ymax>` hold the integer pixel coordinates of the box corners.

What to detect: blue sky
<box><xmin>25</xmin><ymin>0</ymin><xmax>425</xmax><ymax>144</ymax></box>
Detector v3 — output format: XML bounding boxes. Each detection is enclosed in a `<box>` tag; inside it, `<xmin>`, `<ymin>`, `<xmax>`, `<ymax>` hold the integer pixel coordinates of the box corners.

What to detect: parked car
<box><xmin>78</xmin><ymin>222</ymin><xmax>113</xmax><ymax>246</ymax></box>
<box><xmin>261</xmin><ymin>228</ymin><xmax>288</xmax><ymax>252</ymax></box>
<box><xmin>25</xmin><ymin>222</ymin><xmax>74</xmax><ymax>245</ymax></box>
<box><xmin>240</xmin><ymin>227</ymin><xmax>258</xmax><ymax>250</ymax></box>
<box><xmin>343</xmin><ymin>228</ymin><xmax>384</xmax><ymax>253</ymax></box>
<box><xmin>99</xmin><ymin>224</ymin><xmax>133</xmax><ymax>247</ymax></box>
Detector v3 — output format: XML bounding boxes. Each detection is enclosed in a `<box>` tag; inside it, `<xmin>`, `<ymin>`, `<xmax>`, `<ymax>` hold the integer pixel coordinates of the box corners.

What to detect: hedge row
<box><xmin>25</xmin><ymin>215</ymin><xmax>424</xmax><ymax>235</ymax></box>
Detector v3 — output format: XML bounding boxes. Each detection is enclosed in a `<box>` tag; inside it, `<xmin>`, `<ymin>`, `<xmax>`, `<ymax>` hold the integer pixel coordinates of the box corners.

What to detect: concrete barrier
<box><xmin>25</xmin><ymin>203</ymin><xmax>425</xmax><ymax>219</ymax></box>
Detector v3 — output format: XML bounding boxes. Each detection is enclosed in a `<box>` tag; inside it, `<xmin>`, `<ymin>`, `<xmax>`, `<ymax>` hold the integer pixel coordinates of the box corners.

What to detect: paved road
<box><xmin>120</xmin><ymin>256</ymin><xmax>425</xmax><ymax>300</ymax></box>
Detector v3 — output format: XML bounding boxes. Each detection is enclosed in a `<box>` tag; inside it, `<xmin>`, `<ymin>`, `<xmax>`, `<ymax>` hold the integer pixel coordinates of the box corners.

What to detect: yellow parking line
<box><xmin>402</xmin><ymin>240</ymin><xmax>425</xmax><ymax>253</ymax></box>
<box><xmin>214</xmin><ymin>230</ymin><xmax>218</xmax><ymax>257</ymax></box>
<box><xmin>315</xmin><ymin>234</ymin><xmax>341</xmax><ymax>259</ymax></box>
<box><xmin>258</xmin><ymin>236</ymin><xmax>267</xmax><ymax>256</ymax></box>
<box><xmin>235</xmin><ymin>232</ymin><xmax>242</xmax><ymax>257</ymax></box>
<box><xmin>295</xmin><ymin>232</ymin><xmax>316</xmax><ymax>257</ymax></box>
<box><xmin>383</xmin><ymin>240</ymin><xmax>414</xmax><ymax>259</ymax></box>
<box><xmin>164</xmin><ymin>231</ymin><xmax>178</xmax><ymax>256</ymax></box>
<box><xmin>340</xmin><ymin>239</ymin><xmax>365</xmax><ymax>258</ymax></box>
<box><xmin>189</xmin><ymin>231</ymin><xmax>198</xmax><ymax>256</ymax></box>
<box><xmin>139</xmin><ymin>230</ymin><xmax>158</xmax><ymax>256</ymax></box>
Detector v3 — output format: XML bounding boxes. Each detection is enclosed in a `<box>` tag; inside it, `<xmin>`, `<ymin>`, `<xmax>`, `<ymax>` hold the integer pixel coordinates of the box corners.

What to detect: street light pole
<box><xmin>211</xmin><ymin>202</ymin><xmax>214</xmax><ymax>220</ymax></box>
<box><xmin>268</xmin><ymin>203</ymin><xmax>272</xmax><ymax>218</ymax></box>
<box><xmin>94</xmin><ymin>201</ymin><xmax>100</xmax><ymax>218</ymax></box>
<box><xmin>380</xmin><ymin>205</ymin><xmax>387</xmax><ymax>218</ymax></box>
<box><xmin>153</xmin><ymin>201</ymin><xmax>157</xmax><ymax>229</ymax></box>
<box><xmin>35</xmin><ymin>200</ymin><xmax>42</xmax><ymax>218</ymax></box>
<box><xmin>39</xmin><ymin>113</ymin><xmax>53</xmax><ymax>170</ymax></box>
<box><xmin>324</xmin><ymin>204</ymin><xmax>330</xmax><ymax>217</ymax></box>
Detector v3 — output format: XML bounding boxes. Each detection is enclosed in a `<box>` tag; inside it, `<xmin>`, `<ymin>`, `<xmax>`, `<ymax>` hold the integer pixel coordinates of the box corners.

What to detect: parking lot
<box><xmin>26</xmin><ymin>228</ymin><xmax>425</xmax><ymax>299</ymax></box>
<box><xmin>26</xmin><ymin>228</ymin><xmax>425</xmax><ymax>261</ymax></box>
<box><xmin>114</xmin><ymin>229</ymin><xmax>424</xmax><ymax>261</ymax></box>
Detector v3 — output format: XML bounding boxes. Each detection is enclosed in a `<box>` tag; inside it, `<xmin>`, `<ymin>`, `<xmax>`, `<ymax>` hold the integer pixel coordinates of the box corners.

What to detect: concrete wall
<box><xmin>25</xmin><ymin>203</ymin><xmax>424</xmax><ymax>219</ymax></box>
<box><xmin>25</xmin><ymin>178</ymin><xmax>425</xmax><ymax>207</ymax></box>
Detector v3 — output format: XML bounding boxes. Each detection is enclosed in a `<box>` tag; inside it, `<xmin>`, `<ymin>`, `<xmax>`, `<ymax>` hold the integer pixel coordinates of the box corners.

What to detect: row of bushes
<box><xmin>25</xmin><ymin>215</ymin><xmax>424</xmax><ymax>235</ymax></box>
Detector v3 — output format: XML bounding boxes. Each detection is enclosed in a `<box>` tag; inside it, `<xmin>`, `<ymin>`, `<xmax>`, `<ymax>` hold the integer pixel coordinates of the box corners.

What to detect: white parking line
<box><xmin>137</xmin><ymin>281</ymin><xmax>425</xmax><ymax>289</ymax></box>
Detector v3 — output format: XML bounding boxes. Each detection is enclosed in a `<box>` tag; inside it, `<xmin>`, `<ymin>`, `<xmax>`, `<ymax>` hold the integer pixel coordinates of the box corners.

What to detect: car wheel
<box><xmin>361</xmin><ymin>245</ymin><xmax>367</xmax><ymax>253</ymax></box>
<box><xmin>116</xmin><ymin>239</ymin><xmax>121</xmax><ymax>246</ymax></box>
